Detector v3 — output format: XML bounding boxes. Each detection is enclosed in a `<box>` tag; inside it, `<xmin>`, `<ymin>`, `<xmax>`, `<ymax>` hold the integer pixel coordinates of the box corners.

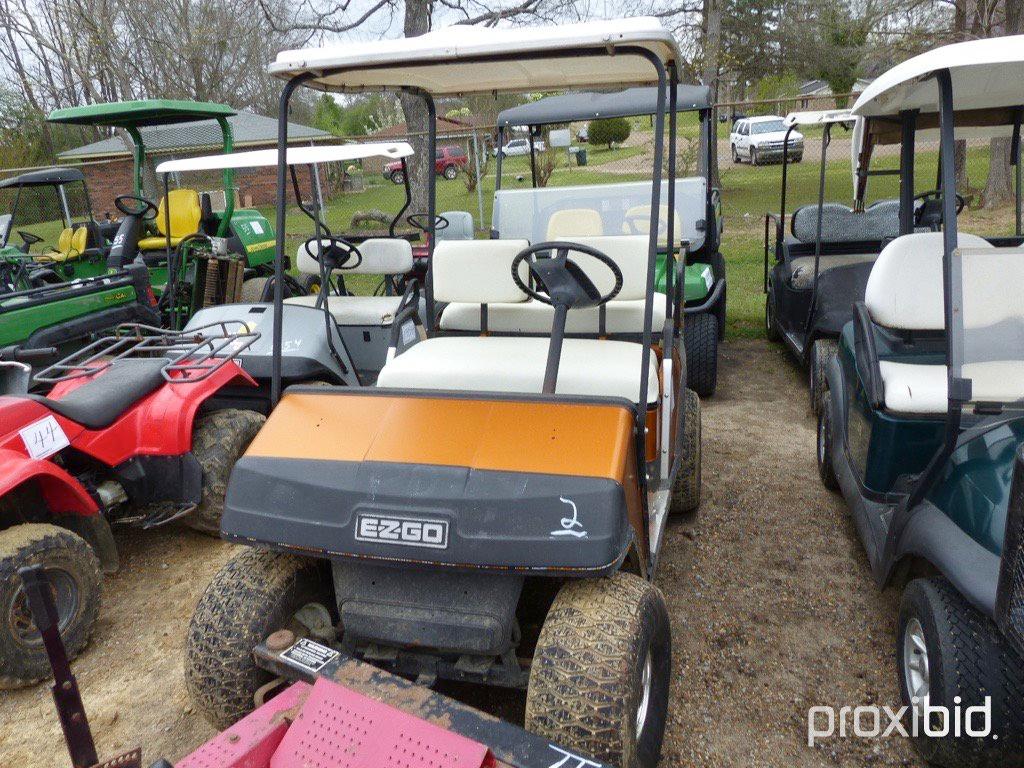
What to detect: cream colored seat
<box><xmin>377</xmin><ymin>238</ymin><xmax>661</xmax><ymax>404</ymax></box>
<box><xmin>545</xmin><ymin>208</ymin><xmax>604</xmax><ymax>239</ymax></box>
<box><xmin>438</xmin><ymin>235</ymin><xmax>662</xmax><ymax>335</ymax></box>
<box><xmin>284</xmin><ymin>238</ymin><xmax>414</xmax><ymax>326</ymax></box>
<box><xmin>864</xmin><ymin>231</ymin><xmax>1024</xmax><ymax>413</ymax></box>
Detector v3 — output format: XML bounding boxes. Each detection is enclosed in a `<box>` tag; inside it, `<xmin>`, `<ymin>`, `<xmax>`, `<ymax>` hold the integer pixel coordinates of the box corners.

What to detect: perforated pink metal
<box><xmin>177</xmin><ymin>682</ymin><xmax>311</xmax><ymax>768</ymax></box>
<box><xmin>269</xmin><ymin>677</ymin><xmax>492</xmax><ymax>768</ymax></box>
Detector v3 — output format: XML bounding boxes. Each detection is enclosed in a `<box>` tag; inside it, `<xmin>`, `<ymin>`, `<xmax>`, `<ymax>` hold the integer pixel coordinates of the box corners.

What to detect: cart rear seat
<box><xmin>788</xmin><ymin>254</ymin><xmax>878</xmax><ymax>290</ymax></box>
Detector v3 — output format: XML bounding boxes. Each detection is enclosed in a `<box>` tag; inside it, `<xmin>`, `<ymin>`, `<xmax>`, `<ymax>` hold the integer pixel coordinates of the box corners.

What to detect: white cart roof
<box><xmin>267</xmin><ymin>18</ymin><xmax>681</xmax><ymax>95</ymax></box>
<box><xmin>853</xmin><ymin>35</ymin><xmax>1024</xmax><ymax>117</ymax></box>
<box><xmin>155</xmin><ymin>142</ymin><xmax>413</xmax><ymax>173</ymax></box>
<box><xmin>784</xmin><ymin>109</ymin><xmax>855</xmax><ymax>127</ymax></box>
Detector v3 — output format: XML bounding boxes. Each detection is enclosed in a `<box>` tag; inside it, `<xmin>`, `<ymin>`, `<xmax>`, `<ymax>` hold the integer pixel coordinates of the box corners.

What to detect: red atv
<box><xmin>0</xmin><ymin>325</ymin><xmax>265</xmax><ymax>687</ymax></box>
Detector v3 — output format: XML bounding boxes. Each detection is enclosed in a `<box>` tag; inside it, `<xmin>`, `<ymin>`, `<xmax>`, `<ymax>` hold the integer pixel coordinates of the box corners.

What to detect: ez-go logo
<box><xmin>355</xmin><ymin>513</ymin><xmax>449</xmax><ymax>549</ymax></box>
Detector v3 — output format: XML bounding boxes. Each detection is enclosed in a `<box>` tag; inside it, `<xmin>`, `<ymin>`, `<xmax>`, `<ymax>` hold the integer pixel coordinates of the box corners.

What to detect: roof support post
<box><xmin>665</xmin><ymin>65</ymin><xmax>678</xmax><ymax>332</ymax></box>
<box><xmin>215</xmin><ymin>116</ymin><xmax>235</xmax><ymax>236</ymax></box>
<box><xmin>1012</xmin><ymin>108</ymin><xmax>1023</xmax><ymax>237</ymax></box>
<box><xmin>898</xmin><ymin>111</ymin><xmax>917</xmax><ymax>236</ymax></box>
<box><xmin>126</xmin><ymin>127</ymin><xmax>145</xmax><ymax>197</ymax></box>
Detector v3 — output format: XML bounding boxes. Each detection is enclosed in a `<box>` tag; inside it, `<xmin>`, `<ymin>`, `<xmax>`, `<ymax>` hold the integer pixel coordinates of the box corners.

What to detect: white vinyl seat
<box><xmin>377</xmin><ymin>336</ymin><xmax>659</xmax><ymax>403</ymax></box>
<box><xmin>865</xmin><ymin>231</ymin><xmax>1024</xmax><ymax>413</ymax></box>
<box><xmin>284</xmin><ymin>237</ymin><xmax>414</xmax><ymax>326</ymax></box>
<box><xmin>545</xmin><ymin>208</ymin><xmax>604</xmax><ymax>239</ymax></box>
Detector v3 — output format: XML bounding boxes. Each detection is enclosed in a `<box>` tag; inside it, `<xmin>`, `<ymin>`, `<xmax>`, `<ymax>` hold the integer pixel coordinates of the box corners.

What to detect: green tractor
<box><xmin>46</xmin><ymin>100</ymin><xmax>281</xmax><ymax>327</ymax></box>
<box><xmin>0</xmin><ymin>167</ymin><xmax>159</xmax><ymax>359</ymax></box>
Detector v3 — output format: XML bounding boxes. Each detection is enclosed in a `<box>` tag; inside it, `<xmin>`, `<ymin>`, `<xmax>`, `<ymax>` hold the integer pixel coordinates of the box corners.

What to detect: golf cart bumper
<box><xmin>175</xmin><ymin>637</ymin><xmax>614</xmax><ymax>768</ymax></box>
<box><xmin>222</xmin><ymin>388</ymin><xmax>640</xmax><ymax>575</ymax></box>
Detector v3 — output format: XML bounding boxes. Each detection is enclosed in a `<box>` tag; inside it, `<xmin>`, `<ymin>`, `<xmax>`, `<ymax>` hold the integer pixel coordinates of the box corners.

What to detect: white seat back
<box><xmin>864</xmin><ymin>231</ymin><xmax>993</xmax><ymax>329</ymax></box>
<box><xmin>559</xmin><ymin>235</ymin><xmax>650</xmax><ymax>302</ymax></box>
<box><xmin>296</xmin><ymin>237</ymin><xmax>414</xmax><ymax>276</ymax></box>
<box><xmin>435</xmin><ymin>211</ymin><xmax>475</xmax><ymax>241</ymax></box>
<box><xmin>546</xmin><ymin>208</ymin><xmax>604</xmax><ymax>239</ymax></box>
<box><xmin>432</xmin><ymin>239</ymin><xmax>530</xmax><ymax>304</ymax></box>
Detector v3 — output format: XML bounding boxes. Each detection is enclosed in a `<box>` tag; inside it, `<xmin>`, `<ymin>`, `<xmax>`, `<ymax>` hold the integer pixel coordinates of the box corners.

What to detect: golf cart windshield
<box><xmin>0</xmin><ymin>168</ymin><xmax>93</xmax><ymax>250</ymax></box>
<box><xmin>752</xmin><ymin>120</ymin><xmax>785</xmax><ymax>134</ymax></box>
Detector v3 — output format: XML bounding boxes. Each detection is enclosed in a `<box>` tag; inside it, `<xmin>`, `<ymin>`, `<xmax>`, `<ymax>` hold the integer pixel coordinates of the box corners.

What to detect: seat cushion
<box><xmin>138</xmin><ymin>234</ymin><xmax>185</xmax><ymax>250</ymax></box>
<box><xmin>546</xmin><ymin>208</ymin><xmax>604</xmax><ymax>239</ymax></box>
<box><xmin>439</xmin><ymin>294</ymin><xmax>667</xmax><ymax>335</ymax></box>
<box><xmin>788</xmin><ymin>254</ymin><xmax>878</xmax><ymax>290</ymax></box>
<box><xmin>376</xmin><ymin>336</ymin><xmax>660</xmax><ymax>404</ymax></box>
<box><xmin>284</xmin><ymin>294</ymin><xmax>403</xmax><ymax>326</ymax></box>
<box><xmin>879</xmin><ymin>360</ymin><xmax>1024</xmax><ymax>413</ymax></box>
<box><xmin>157</xmin><ymin>188</ymin><xmax>203</xmax><ymax>239</ymax></box>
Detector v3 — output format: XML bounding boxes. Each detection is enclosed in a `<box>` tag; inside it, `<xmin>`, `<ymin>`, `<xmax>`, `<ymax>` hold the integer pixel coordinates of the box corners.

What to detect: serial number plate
<box><xmin>19</xmin><ymin>415</ymin><xmax>70</xmax><ymax>460</ymax></box>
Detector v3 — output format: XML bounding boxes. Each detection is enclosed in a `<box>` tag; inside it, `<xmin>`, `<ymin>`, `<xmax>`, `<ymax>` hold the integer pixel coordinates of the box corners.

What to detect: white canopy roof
<box><xmin>267</xmin><ymin>18</ymin><xmax>681</xmax><ymax>96</ymax></box>
<box><xmin>784</xmin><ymin>109</ymin><xmax>855</xmax><ymax>127</ymax></box>
<box><xmin>155</xmin><ymin>142</ymin><xmax>413</xmax><ymax>173</ymax></box>
<box><xmin>853</xmin><ymin>35</ymin><xmax>1024</xmax><ymax>117</ymax></box>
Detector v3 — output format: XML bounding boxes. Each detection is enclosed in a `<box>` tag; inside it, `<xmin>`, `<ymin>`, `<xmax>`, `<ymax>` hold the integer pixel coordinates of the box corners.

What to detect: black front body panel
<box><xmin>997</xmin><ymin>446</ymin><xmax>1024</xmax><ymax>656</ymax></box>
<box><xmin>222</xmin><ymin>456</ymin><xmax>632</xmax><ymax>575</ymax></box>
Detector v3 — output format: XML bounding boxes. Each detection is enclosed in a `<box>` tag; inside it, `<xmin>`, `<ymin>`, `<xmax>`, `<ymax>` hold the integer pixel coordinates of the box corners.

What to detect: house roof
<box><xmin>369</xmin><ymin>116</ymin><xmax>482</xmax><ymax>139</ymax></box>
<box><xmin>58</xmin><ymin>110</ymin><xmax>332</xmax><ymax>161</ymax></box>
<box><xmin>799</xmin><ymin>78</ymin><xmax>873</xmax><ymax>97</ymax></box>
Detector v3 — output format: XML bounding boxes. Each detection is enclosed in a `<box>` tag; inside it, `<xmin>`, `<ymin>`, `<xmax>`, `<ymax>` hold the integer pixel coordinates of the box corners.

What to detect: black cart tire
<box><xmin>185</xmin><ymin>548</ymin><xmax>332</xmax><ymax>729</ymax></box>
<box><xmin>809</xmin><ymin>338</ymin><xmax>838</xmax><ymax>416</ymax></box>
<box><xmin>683</xmin><ymin>312</ymin><xmax>718</xmax><ymax>397</ymax></box>
<box><xmin>898</xmin><ymin>578</ymin><xmax>1024</xmax><ymax>767</ymax></box>
<box><xmin>670</xmin><ymin>388</ymin><xmax>701</xmax><ymax>516</ymax></box>
<box><xmin>0</xmin><ymin>524</ymin><xmax>101</xmax><ymax>689</ymax></box>
<box><xmin>817</xmin><ymin>394</ymin><xmax>839</xmax><ymax>491</ymax></box>
<box><xmin>188</xmin><ymin>409</ymin><xmax>266</xmax><ymax>534</ymax></box>
<box><xmin>240</xmin><ymin>277</ymin><xmax>270</xmax><ymax>303</ymax></box>
<box><xmin>525</xmin><ymin>573</ymin><xmax>671</xmax><ymax>768</ymax></box>
<box><xmin>765</xmin><ymin>291</ymin><xmax>780</xmax><ymax>342</ymax></box>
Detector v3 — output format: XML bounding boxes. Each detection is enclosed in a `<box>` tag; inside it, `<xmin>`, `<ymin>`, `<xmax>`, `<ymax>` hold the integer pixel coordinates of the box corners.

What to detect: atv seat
<box><xmin>438</xmin><ymin>236</ymin><xmax>665</xmax><ymax>336</ymax></box>
<box><xmin>864</xmin><ymin>231</ymin><xmax>1024</xmax><ymax>413</ymax></box>
<box><xmin>379</xmin><ymin>237</ymin><xmax>661</xmax><ymax>404</ymax></box>
<box><xmin>27</xmin><ymin>358</ymin><xmax>166</xmax><ymax>429</ymax></box>
<box><xmin>137</xmin><ymin>189</ymin><xmax>203</xmax><ymax>251</ymax></box>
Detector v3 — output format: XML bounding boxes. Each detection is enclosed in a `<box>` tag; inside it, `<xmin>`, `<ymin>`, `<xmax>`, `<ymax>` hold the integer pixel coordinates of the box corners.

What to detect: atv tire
<box><xmin>525</xmin><ymin>572</ymin><xmax>671</xmax><ymax>768</ymax></box>
<box><xmin>683</xmin><ymin>312</ymin><xmax>718</xmax><ymax>397</ymax></box>
<box><xmin>240</xmin><ymin>277</ymin><xmax>270</xmax><ymax>303</ymax></box>
<box><xmin>809</xmin><ymin>338</ymin><xmax>837</xmax><ymax>416</ymax></box>
<box><xmin>0</xmin><ymin>524</ymin><xmax>101</xmax><ymax>688</ymax></box>
<box><xmin>188</xmin><ymin>409</ymin><xmax>265</xmax><ymax>534</ymax></box>
<box><xmin>669</xmin><ymin>388</ymin><xmax>701</xmax><ymax>516</ymax></box>
<box><xmin>816</xmin><ymin>393</ymin><xmax>839</xmax><ymax>491</ymax></box>
<box><xmin>185</xmin><ymin>548</ymin><xmax>332</xmax><ymax>729</ymax></box>
<box><xmin>898</xmin><ymin>578</ymin><xmax>1024</xmax><ymax>767</ymax></box>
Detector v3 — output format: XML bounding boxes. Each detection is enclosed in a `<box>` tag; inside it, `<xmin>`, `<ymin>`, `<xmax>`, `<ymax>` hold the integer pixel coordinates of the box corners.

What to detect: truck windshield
<box><xmin>752</xmin><ymin>120</ymin><xmax>786</xmax><ymax>134</ymax></box>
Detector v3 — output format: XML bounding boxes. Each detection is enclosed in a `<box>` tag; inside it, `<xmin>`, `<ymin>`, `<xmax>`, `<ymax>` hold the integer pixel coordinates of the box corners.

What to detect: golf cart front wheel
<box><xmin>765</xmin><ymin>292</ymin><xmax>780</xmax><ymax>342</ymax></box>
<box><xmin>188</xmin><ymin>409</ymin><xmax>266</xmax><ymax>534</ymax></box>
<box><xmin>669</xmin><ymin>388</ymin><xmax>701</xmax><ymax>516</ymax></box>
<box><xmin>898</xmin><ymin>578</ymin><xmax>1024</xmax><ymax>766</ymax></box>
<box><xmin>185</xmin><ymin>548</ymin><xmax>333</xmax><ymax>729</ymax></box>
<box><xmin>683</xmin><ymin>312</ymin><xmax>718</xmax><ymax>397</ymax></box>
<box><xmin>0</xmin><ymin>524</ymin><xmax>101</xmax><ymax>689</ymax></box>
<box><xmin>525</xmin><ymin>573</ymin><xmax>671</xmax><ymax>768</ymax></box>
<box><xmin>816</xmin><ymin>395</ymin><xmax>839</xmax><ymax>491</ymax></box>
<box><xmin>809</xmin><ymin>338</ymin><xmax>838</xmax><ymax>416</ymax></box>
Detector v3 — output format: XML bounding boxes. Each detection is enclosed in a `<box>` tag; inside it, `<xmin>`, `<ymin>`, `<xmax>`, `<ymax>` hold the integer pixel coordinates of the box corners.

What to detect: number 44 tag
<box><xmin>19</xmin><ymin>415</ymin><xmax>70</xmax><ymax>460</ymax></box>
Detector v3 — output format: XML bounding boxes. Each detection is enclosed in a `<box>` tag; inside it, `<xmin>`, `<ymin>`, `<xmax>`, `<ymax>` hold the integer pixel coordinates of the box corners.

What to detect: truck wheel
<box><xmin>731</xmin><ymin>144</ymin><xmax>740</xmax><ymax>163</ymax></box>
<box><xmin>817</xmin><ymin>393</ymin><xmax>839</xmax><ymax>491</ymax></box>
<box><xmin>443</xmin><ymin>164</ymin><xmax>459</xmax><ymax>180</ymax></box>
<box><xmin>669</xmin><ymin>388</ymin><xmax>701</xmax><ymax>516</ymax></box>
<box><xmin>525</xmin><ymin>573</ymin><xmax>671</xmax><ymax>768</ymax></box>
<box><xmin>240</xmin><ymin>277</ymin><xmax>270</xmax><ymax>303</ymax></box>
<box><xmin>765</xmin><ymin>291</ymin><xmax>780</xmax><ymax>342</ymax></box>
<box><xmin>683</xmin><ymin>312</ymin><xmax>718</xmax><ymax>397</ymax></box>
<box><xmin>0</xmin><ymin>524</ymin><xmax>101</xmax><ymax>689</ymax></box>
<box><xmin>898</xmin><ymin>578</ymin><xmax>1024</xmax><ymax>767</ymax></box>
<box><xmin>809</xmin><ymin>338</ymin><xmax>837</xmax><ymax>416</ymax></box>
<box><xmin>750</xmin><ymin>147</ymin><xmax>759</xmax><ymax>166</ymax></box>
<box><xmin>390</xmin><ymin>170</ymin><xmax>405</xmax><ymax>184</ymax></box>
<box><xmin>188</xmin><ymin>409</ymin><xmax>266</xmax><ymax>534</ymax></box>
<box><xmin>185</xmin><ymin>548</ymin><xmax>332</xmax><ymax>729</ymax></box>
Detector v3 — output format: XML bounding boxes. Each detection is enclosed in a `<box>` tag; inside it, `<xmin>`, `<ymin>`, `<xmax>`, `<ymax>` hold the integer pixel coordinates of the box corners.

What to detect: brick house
<box><xmin>57</xmin><ymin>111</ymin><xmax>334</xmax><ymax>214</ymax></box>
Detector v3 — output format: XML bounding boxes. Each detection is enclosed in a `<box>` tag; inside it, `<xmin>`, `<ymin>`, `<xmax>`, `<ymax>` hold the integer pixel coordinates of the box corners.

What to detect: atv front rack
<box><xmin>34</xmin><ymin>322</ymin><xmax>259</xmax><ymax>385</ymax></box>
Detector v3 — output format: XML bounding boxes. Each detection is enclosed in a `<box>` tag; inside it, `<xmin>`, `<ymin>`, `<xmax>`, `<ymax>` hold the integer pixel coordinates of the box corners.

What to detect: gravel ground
<box><xmin>0</xmin><ymin>339</ymin><xmax>921</xmax><ymax>767</ymax></box>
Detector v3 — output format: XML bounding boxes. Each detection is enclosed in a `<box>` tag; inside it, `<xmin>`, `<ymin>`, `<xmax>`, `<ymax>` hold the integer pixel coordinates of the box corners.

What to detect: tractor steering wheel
<box><xmin>115</xmin><ymin>195</ymin><xmax>159</xmax><ymax>221</ymax></box>
<box><xmin>511</xmin><ymin>241</ymin><xmax>623</xmax><ymax>309</ymax></box>
<box><xmin>302</xmin><ymin>236</ymin><xmax>363</xmax><ymax>270</ymax></box>
<box><xmin>16</xmin><ymin>231</ymin><xmax>43</xmax><ymax>252</ymax></box>
<box><xmin>407</xmin><ymin>213</ymin><xmax>449</xmax><ymax>233</ymax></box>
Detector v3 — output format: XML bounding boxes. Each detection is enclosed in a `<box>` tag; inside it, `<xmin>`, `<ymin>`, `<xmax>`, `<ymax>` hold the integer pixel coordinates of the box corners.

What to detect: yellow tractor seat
<box><xmin>36</xmin><ymin>226</ymin><xmax>89</xmax><ymax>263</ymax></box>
<box><xmin>137</xmin><ymin>189</ymin><xmax>203</xmax><ymax>250</ymax></box>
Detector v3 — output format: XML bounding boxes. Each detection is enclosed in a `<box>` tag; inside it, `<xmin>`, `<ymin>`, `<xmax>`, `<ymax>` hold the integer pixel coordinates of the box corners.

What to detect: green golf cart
<box><xmin>46</xmin><ymin>100</ymin><xmax>279</xmax><ymax>326</ymax></box>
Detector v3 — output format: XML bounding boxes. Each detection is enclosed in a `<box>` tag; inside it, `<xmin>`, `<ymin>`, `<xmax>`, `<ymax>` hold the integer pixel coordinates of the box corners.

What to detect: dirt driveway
<box><xmin>0</xmin><ymin>339</ymin><xmax>920</xmax><ymax>767</ymax></box>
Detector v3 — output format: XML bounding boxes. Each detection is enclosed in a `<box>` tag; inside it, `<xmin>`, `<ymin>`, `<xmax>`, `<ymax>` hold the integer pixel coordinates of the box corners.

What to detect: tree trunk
<box><xmin>701</xmin><ymin>0</ymin><xmax>723</xmax><ymax>187</ymax></box>
<box><xmin>982</xmin><ymin>136</ymin><xmax>1014</xmax><ymax>208</ymax></box>
<box><xmin>955</xmin><ymin>139</ymin><xmax>969</xmax><ymax>193</ymax></box>
<box><xmin>400</xmin><ymin>0</ymin><xmax>433</xmax><ymax>217</ymax></box>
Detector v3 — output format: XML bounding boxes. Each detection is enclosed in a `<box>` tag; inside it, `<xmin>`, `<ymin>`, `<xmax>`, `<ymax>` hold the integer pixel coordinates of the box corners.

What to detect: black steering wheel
<box><xmin>16</xmin><ymin>231</ymin><xmax>42</xmax><ymax>252</ymax></box>
<box><xmin>115</xmin><ymin>195</ymin><xmax>159</xmax><ymax>221</ymax></box>
<box><xmin>407</xmin><ymin>213</ymin><xmax>449</xmax><ymax>233</ymax></box>
<box><xmin>511</xmin><ymin>241</ymin><xmax>623</xmax><ymax>310</ymax></box>
<box><xmin>302</xmin><ymin>236</ymin><xmax>362</xmax><ymax>270</ymax></box>
<box><xmin>914</xmin><ymin>189</ymin><xmax>966</xmax><ymax>224</ymax></box>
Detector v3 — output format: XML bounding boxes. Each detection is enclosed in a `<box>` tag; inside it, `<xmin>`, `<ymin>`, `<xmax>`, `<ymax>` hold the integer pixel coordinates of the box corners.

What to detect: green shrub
<box><xmin>588</xmin><ymin>117</ymin><xmax>631</xmax><ymax>149</ymax></box>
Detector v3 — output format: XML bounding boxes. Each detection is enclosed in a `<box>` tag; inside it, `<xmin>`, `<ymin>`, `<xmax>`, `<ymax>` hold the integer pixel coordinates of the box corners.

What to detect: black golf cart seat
<box><xmin>438</xmin><ymin>235</ymin><xmax>667</xmax><ymax>337</ymax></box>
<box><xmin>787</xmin><ymin>200</ymin><xmax>901</xmax><ymax>289</ymax></box>
<box><xmin>544</xmin><ymin>208</ymin><xmax>604</xmax><ymax>239</ymax></box>
<box><xmin>285</xmin><ymin>237</ymin><xmax>416</xmax><ymax>380</ymax></box>
<box><xmin>861</xmin><ymin>231</ymin><xmax>1024</xmax><ymax>413</ymax></box>
<box><xmin>378</xmin><ymin>238</ymin><xmax>660</xmax><ymax>404</ymax></box>
<box><xmin>137</xmin><ymin>189</ymin><xmax>203</xmax><ymax>251</ymax></box>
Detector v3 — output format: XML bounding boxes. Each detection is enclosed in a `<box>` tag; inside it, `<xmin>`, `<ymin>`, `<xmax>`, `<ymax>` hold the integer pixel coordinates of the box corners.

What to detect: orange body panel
<box><xmin>247</xmin><ymin>392</ymin><xmax>637</xmax><ymax>483</ymax></box>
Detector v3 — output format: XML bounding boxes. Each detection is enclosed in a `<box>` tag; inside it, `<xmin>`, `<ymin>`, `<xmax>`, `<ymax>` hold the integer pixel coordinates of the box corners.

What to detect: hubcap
<box><xmin>635</xmin><ymin>654</ymin><xmax>652</xmax><ymax>736</ymax></box>
<box><xmin>7</xmin><ymin>568</ymin><xmax>79</xmax><ymax>647</ymax></box>
<box><xmin>902</xmin><ymin>618</ymin><xmax>931</xmax><ymax>715</ymax></box>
